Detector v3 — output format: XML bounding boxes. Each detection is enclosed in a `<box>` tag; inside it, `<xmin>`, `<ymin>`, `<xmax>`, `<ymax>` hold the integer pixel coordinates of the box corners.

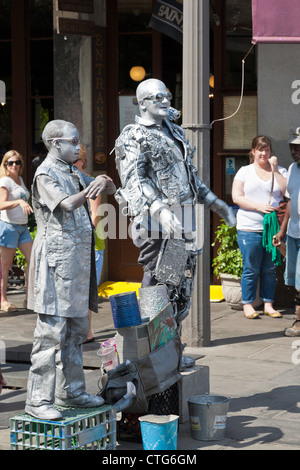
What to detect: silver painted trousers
<box><xmin>26</xmin><ymin>314</ymin><xmax>89</xmax><ymax>407</ymax></box>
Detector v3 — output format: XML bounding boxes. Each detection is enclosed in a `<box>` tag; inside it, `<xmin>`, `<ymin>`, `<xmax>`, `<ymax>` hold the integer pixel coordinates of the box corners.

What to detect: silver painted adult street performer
<box><xmin>25</xmin><ymin>119</ymin><xmax>116</xmax><ymax>420</ymax></box>
<box><xmin>114</xmin><ymin>79</ymin><xmax>236</xmax><ymax>327</ymax></box>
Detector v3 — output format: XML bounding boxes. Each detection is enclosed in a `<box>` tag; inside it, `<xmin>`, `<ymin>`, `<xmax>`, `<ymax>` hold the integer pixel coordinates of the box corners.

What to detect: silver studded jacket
<box><xmin>114</xmin><ymin>116</ymin><xmax>217</xmax><ymax>221</ymax></box>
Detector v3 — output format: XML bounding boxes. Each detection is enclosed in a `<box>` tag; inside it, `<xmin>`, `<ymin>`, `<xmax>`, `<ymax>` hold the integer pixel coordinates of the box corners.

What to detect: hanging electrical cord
<box><xmin>210</xmin><ymin>43</ymin><xmax>256</xmax><ymax>128</ymax></box>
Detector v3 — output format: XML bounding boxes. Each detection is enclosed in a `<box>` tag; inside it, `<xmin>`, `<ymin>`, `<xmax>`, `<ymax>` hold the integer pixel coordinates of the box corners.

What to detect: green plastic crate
<box><xmin>10</xmin><ymin>405</ymin><xmax>116</xmax><ymax>450</ymax></box>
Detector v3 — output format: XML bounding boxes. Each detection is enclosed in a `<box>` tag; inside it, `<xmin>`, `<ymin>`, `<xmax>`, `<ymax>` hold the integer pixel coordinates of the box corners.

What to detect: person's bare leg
<box><xmin>18</xmin><ymin>241</ymin><xmax>33</xmax><ymax>305</ymax></box>
<box><xmin>85</xmin><ymin>310</ymin><xmax>94</xmax><ymax>342</ymax></box>
<box><xmin>1</xmin><ymin>246</ymin><xmax>16</xmax><ymax>309</ymax></box>
<box><xmin>243</xmin><ymin>303</ymin><xmax>259</xmax><ymax>318</ymax></box>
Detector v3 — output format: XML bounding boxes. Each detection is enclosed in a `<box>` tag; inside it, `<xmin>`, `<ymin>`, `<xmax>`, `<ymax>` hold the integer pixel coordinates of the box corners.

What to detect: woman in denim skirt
<box><xmin>0</xmin><ymin>150</ymin><xmax>33</xmax><ymax>311</ymax></box>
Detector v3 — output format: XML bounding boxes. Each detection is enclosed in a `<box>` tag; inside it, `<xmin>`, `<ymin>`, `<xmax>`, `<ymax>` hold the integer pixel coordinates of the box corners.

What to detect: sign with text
<box><xmin>58</xmin><ymin>17</ymin><xmax>95</xmax><ymax>36</ymax></box>
<box><xmin>150</xmin><ymin>0</ymin><xmax>183</xmax><ymax>44</ymax></box>
<box><xmin>58</xmin><ymin>0</ymin><xmax>94</xmax><ymax>14</ymax></box>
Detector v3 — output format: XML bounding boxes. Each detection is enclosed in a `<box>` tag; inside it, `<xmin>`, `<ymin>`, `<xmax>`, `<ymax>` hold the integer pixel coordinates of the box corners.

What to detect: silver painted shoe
<box><xmin>25</xmin><ymin>404</ymin><xmax>63</xmax><ymax>420</ymax></box>
<box><xmin>55</xmin><ymin>393</ymin><xmax>105</xmax><ymax>408</ymax></box>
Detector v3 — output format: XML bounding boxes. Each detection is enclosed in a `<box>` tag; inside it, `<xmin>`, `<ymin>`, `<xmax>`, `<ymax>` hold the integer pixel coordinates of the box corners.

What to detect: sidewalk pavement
<box><xmin>1</xmin><ymin>286</ymin><xmax>300</xmax><ymax>451</ymax></box>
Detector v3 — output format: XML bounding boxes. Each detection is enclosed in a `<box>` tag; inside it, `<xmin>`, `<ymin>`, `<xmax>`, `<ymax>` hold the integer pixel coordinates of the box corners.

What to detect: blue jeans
<box><xmin>95</xmin><ymin>249</ymin><xmax>104</xmax><ymax>286</ymax></box>
<box><xmin>285</xmin><ymin>235</ymin><xmax>300</xmax><ymax>291</ymax></box>
<box><xmin>237</xmin><ymin>231</ymin><xmax>277</xmax><ymax>304</ymax></box>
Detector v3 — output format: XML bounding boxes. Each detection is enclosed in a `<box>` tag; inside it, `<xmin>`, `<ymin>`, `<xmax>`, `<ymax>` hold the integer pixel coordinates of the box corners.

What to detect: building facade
<box><xmin>0</xmin><ymin>0</ymin><xmax>296</xmax><ymax>283</ymax></box>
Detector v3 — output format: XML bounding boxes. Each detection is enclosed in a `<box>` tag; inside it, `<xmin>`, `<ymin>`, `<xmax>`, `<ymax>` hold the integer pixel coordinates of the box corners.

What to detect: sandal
<box><xmin>263</xmin><ymin>310</ymin><xmax>282</xmax><ymax>318</ymax></box>
<box><xmin>244</xmin><ymin>311</ymin><xmax>260</xmax><ymax>319</ymax></box>
<box><xmin>1</xmin><ymin>302</ymin><xmax>18</xmax><ymax>312</ymax></box>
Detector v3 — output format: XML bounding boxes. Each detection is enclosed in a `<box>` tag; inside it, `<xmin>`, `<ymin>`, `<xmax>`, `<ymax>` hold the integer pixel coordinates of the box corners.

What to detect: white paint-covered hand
<box><xmin>211</xmin><ymin>199</ymin><xmax>236</xmax><ymax>227</ymax></box>
<box><xmin>84</xmin><ymin>175</ymin><xmax>116</xmax><ymax>199</ymax></box>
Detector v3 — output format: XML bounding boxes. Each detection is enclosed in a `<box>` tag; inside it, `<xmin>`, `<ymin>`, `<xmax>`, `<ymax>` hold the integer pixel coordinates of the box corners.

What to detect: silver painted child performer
<box><xmin>25</xmin><ymin>120</ymin><xmax>116</xmax><ymax>420</ymax></box>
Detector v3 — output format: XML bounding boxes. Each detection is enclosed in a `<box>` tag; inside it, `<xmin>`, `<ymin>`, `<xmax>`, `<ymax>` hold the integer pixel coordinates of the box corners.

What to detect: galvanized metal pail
<box><xmin>187</xmin><ymin>395</ymin><xmax>230</xmax><ymax>441</ymax></box>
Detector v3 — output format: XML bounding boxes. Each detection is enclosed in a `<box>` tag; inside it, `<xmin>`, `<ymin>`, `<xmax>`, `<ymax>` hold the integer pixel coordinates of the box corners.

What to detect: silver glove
<box><xmin>211</xmin><ymin>199</ymin><xmax>236</xmax><ymax>228</ymax></box>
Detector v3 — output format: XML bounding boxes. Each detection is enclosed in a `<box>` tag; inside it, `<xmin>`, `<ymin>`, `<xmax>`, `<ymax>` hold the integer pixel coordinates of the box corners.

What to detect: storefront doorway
<box><xmin>0</xmin><ymin>0</ymin><xmax>53</xmax><ymax>186</ymax></box>
<box><xmin>107</xmin><ymin>0</ymin><xmax>183</xmax><ymax>281</ymax></box>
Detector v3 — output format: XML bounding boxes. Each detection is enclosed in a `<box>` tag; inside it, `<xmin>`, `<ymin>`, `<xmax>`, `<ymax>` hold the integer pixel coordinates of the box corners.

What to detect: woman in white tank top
<box><xmin>232</xmin><ymin>136</ymin><xmax>288</xmax><ymax>319</ymax></box>
<box><xmin>0</xmin><ymin>150</ymin><xmax>33</xmax><ymax>312</ymax></box>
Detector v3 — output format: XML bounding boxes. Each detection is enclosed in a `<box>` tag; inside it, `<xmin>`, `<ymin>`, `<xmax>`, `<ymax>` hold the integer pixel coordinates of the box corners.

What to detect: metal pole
<box><xmin>182</xmin><ymin>0</ymin><xmax>211</xmax><ymax>347</ymax></box>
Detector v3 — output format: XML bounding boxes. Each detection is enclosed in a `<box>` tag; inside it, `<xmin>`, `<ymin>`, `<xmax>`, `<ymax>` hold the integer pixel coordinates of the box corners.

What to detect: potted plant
<box><xmin>212</xmin><ymin>220</ymin><xmax>261</xmax><ymax>310</ymax></box>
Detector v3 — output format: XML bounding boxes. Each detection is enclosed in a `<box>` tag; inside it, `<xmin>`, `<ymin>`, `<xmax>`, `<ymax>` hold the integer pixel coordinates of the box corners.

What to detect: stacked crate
<box><xmin>10</xmin><ymin>405</ymin><xmax>116</xmax><ymax>451</ymax></box>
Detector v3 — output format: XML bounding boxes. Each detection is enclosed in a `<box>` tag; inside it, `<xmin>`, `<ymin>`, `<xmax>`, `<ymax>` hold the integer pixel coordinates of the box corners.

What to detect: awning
<box><xmin>252</xmin><ymin>0</ymin><xmax>300</xmax><ymax>44</ymax></box>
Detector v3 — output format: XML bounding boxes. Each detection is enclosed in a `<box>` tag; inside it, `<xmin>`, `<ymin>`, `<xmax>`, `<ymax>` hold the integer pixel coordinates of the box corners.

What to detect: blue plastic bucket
<box><xmin>138</xmin><ymin>415</ymin><xmax>179</xmax><ymax>450</ymax></box>
<box><xmin>109</xmin><ymin>291</ymin><xmax>141</xmax><ymax>328</ymax></box>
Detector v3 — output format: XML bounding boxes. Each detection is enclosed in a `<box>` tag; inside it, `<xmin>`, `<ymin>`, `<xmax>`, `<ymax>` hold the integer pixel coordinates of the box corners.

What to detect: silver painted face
<box><xmin>48</xmin><ymin>126</ymin><xmax>80</xmax><ymax>164</ymax></box>
<box><xmin>140</xmin><ymin>82</ymin><xmax>171</xmax><ymax>124</ymax></box>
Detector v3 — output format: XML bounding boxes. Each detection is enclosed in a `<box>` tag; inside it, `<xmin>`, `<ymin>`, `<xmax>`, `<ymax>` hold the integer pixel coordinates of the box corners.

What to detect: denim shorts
<box><xmin>285</xmin><ymin>235</ymin><xmax>300</xmax><ymax>290</ymax></box>
<box><xmin>0</xmin><ymin>220</ymin><xmax>32</xmax><ymax>249</ymax></box>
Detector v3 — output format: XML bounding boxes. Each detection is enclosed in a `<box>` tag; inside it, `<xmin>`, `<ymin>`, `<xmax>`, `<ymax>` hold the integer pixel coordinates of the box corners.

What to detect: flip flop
<box><xmin>1</xmin><ymin>302</ymin><xmax>18</xmax><ymax>312</ymax></box>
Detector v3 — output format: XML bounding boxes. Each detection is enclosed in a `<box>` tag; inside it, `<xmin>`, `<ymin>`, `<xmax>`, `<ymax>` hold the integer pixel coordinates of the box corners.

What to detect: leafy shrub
<box><xmin>212</xmin><ymin>220</ymin><xmax>243</xmax><ymax>279</ymax></box>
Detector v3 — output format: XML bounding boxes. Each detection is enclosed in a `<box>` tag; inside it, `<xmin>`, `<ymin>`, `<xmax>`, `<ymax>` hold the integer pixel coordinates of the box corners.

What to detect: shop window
<box><xmin>225</xmin><ymin>0</ymin><xmax>256</xmax><ymax>90</ymax></box>
<box><xmin>117</xmin><ymin>0</ymin><xmax>183</xmax><ymax>122</ymax></box>
<box><xmin>0</xmin><ymin>0</ymin><xmax>53</xmax><ymax>164</ymax></box>
<box><xmin>30</xmin><ymin>0</ymin><xmax>53</xmax><ymax>161</ymax></box>
<box><xmin>30</xmin><ymin>0</ymin><xmax>53</xmax><ymax>38</ymax></box>
<box><xmin>0</xmin><ymin>0</ymin><xmax>11</xmax><ymax>39</ymax></box>
<box><xmin>118</xmin><ymin>0</ymin><xmax>153</xmax><ymax>94</ymax></box>
<box><xmin>0</xmin><ymin>1</ymin><xmax>11</xmax><ymax>158</ymax></box>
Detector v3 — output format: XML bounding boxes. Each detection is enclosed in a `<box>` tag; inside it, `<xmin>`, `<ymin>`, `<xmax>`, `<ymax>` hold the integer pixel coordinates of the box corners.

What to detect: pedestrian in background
<box><xmin>74</xmin><ymin>145</ymin><xmax>105</xmax><ymax>342</ymax></box>
<box><xmin>273</xmin><ymin>128</ymin><xmax>300</xmax><ymax>336</ymax></box>
<box><xmin>232</xmin><ymin>136</ymin><xmax>288</xmax><ymax>319</ymax></box>
<box><xmin>0</xmin><ymin>150</ymin><xmax>33</xmax><ymax>311</ymax></box>
<box><xmin>0</xmin><ymin>369</ymin><xmax>7</xmax><ymax>394</ymax></box>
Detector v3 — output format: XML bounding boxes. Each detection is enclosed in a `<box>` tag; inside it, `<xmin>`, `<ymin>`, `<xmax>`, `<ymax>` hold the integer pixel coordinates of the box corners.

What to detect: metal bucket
<box><xmin>187</xmin><ymin>395</ymin><xmax>230</xmax><ymax>441</ymax></box>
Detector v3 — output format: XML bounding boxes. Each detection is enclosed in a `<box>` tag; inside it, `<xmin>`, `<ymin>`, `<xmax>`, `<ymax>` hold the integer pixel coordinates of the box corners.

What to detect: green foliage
<box><xmin>212</xmin><ymin>220</ymin><xmax>243</xmax><ymax>279</ymax></box>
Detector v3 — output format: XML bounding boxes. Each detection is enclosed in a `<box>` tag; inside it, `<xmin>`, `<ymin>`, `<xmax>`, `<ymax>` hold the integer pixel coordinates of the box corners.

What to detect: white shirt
<box><xmin>234</xmin><ymin>164</ymin><xmax>288</xmax><ymax>231</ymax></box>
<box><xmin>286</xmin><ymin>162</ymin><xmax>300</xmax><ymax>239</ymax></box>
<box><xmin>0</xmin><ymin>176</ymin><xmax>30</xmax><ymax>224</ymax></box>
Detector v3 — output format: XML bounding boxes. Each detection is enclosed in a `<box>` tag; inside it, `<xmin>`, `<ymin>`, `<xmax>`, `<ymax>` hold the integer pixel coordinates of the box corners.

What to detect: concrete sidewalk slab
<box><xmin>1</xmin><ymin>288</ymin><xmax>300</xmax><ymax>450</ymax></box>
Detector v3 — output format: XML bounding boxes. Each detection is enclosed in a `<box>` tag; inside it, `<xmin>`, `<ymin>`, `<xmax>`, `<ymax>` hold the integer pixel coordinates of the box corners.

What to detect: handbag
<box><xmin>98</xmin><ymin>335</ymin><xmax>183</xmax><ymax>413</ymax></box>
<box><xmin>98</xmin><ymin>361</ymin><xmax>149</xmax><ymax>413</ymax></box>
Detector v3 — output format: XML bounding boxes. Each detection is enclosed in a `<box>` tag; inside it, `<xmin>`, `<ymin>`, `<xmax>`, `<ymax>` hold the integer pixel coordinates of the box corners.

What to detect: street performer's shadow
<box><xmin>226</xmin><ymin>385</ymin><xmax>300</xmax><ymax>447</ymax></box>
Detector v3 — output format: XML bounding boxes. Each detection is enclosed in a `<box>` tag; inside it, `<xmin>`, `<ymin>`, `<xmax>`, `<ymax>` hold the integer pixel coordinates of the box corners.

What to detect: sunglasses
<box><xmin>6</xmin><ymin>160</ymin><xmax>21</xmax><ymax>166</ymax></box>
<box><xmin>143</xmin><ymin>92</ymin><xmax>173</xmax><ymax>103</ymax></box>
<box><xmin>47</xmin><ymin>138</ymin><xmax>80</xmax><ymax>147</ymax></box>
